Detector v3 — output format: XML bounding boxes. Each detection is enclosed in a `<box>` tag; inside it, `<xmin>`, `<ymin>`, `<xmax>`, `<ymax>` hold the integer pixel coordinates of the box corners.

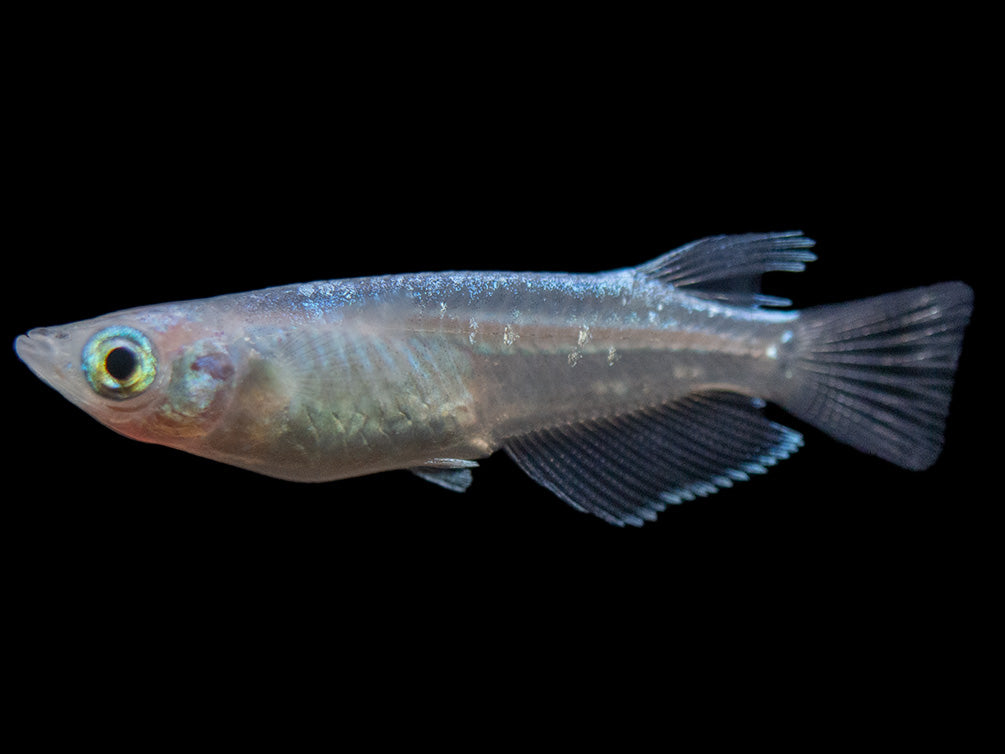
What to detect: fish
<box><xmin>15</xmin><ymin>232</ymin><xmax>973</xmax><ymax>527</ymax></box>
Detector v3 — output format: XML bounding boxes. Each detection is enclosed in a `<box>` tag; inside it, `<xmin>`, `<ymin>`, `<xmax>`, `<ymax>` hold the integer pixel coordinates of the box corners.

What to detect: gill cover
<box><xmin>158</xmin><ymin>338</ymin><xmax>236</xmax><ymax>437</ymax></box>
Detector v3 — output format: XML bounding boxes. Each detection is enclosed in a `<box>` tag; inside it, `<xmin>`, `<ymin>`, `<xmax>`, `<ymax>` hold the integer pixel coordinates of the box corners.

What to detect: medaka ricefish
<box><xmin>15</xmin><ymin>232</ymin><xmax>973</xmax><ymax>526</ymax></box>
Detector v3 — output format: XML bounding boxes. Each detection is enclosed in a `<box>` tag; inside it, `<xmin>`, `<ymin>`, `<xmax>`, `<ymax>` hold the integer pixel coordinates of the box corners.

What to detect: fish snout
<box><xmin>15</xmin><ymin>327</ymin><xmax>71</xmax><ymax>380</ymax></box>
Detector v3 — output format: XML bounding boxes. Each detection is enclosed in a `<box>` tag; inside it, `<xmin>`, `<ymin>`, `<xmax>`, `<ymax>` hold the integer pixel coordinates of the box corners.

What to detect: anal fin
<box><xmin>504</xmin><ymin>392</ymin><xmax>802</xmax><ymax>527</ymax></box>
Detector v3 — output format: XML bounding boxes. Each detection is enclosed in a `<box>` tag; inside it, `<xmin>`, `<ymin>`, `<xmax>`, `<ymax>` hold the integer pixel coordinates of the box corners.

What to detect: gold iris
<box><xmin>83</xmin><ymin>326</ymin><xmax>157</xmax><ymax>399</ymax></box>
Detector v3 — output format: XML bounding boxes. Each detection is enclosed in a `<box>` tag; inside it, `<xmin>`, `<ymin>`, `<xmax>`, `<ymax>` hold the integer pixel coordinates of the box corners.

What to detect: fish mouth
<box><xmin>17</xmin><ymin>327</ymin><xmax>157</xmax><ymax>421</ymax></box>
<box><xmin>15</xmin><ymin>327</ymin><xmax>73</xmax><ymax>392</ymax></box>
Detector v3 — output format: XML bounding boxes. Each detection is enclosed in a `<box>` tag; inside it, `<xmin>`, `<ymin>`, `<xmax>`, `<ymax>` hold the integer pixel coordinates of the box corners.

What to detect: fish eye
<box><xmin>83</xmin><ymin>327</ymin><xmax>157</xmax><ymax>399</ymax></box>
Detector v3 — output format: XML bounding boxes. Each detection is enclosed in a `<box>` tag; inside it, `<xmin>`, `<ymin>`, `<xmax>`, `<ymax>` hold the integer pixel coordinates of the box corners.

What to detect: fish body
<box><xmin>15</xmin><ymin>233</ymin><xmax>973</xmax><ymax>526</ymax></box>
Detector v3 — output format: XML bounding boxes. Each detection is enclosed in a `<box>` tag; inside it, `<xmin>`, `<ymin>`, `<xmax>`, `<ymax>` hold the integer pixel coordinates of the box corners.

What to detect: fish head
<box><xmin>16</xmin><ymin>306</ymin><xmax>238</xmax><ymax>447</ymax></box>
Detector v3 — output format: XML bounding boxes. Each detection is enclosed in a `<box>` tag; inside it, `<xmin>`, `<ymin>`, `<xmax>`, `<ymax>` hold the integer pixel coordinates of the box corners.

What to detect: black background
<box><xmin>5</xmin><ymin>21</ymin><xmax>993</xmax><ymax>736</ymax></box>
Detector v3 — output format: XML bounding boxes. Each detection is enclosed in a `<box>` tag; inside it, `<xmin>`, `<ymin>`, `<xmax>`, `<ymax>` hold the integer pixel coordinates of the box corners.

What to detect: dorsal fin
<box><xmin>636</xmin><ymin>231</ymin><xmax>816</xmax><ymax>308</ymax></box>
<box><xmin>504</xmin><ymin>392</ymin><xmax>803</xmax><ymax>527</ymax></box>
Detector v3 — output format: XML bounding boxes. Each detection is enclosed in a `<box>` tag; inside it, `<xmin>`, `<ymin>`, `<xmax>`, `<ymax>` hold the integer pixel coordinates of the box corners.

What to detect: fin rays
<box><xmin>505</xmin><ymin>392</ymin><xmax>803</xmax><ymax>527</ymax></box>
<box><xmin>785</xmin><ymin>282</ymin><xmax>973</xmax><ymax>470</ymax></box>
<box><xmin>638</xmin><ymin>231</ymin><xmax>817</xmax><ymax>308</ymax></box>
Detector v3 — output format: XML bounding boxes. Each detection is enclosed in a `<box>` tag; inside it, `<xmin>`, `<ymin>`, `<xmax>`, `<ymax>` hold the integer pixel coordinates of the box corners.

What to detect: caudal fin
<box><xmin>785</xmin><ymin>282</ymin><xmax>973</xmax><ymax>470</ymax></box>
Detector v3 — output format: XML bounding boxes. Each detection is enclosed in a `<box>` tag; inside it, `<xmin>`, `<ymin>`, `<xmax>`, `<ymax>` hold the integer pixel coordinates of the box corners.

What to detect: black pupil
<box><xmin>105</xmin><ymin>347</ymin><xmax>137</xmax><ymax>381</ymax></box>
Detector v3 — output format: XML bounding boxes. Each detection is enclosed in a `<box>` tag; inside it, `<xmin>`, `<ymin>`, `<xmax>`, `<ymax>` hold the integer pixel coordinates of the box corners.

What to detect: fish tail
<box><xmin>783</xmin><ymin>282</ymin><xmax>973</xmax><ymax>470</ymax></box>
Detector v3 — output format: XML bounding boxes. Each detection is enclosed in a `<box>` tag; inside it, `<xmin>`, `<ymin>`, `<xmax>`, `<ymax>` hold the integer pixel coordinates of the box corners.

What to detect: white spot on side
<box><xmin>568</xmin><ymin>351</ymin><xmax>582</xmax><ymax>367</ymax></box>
<box><xmin>577</xmin><ymin>325</ymin><xmax>592</xmax><ymax>348</ymax></box>
<box><xmin>781</xmin><ymin>330</ymin><xmax>794</xmax><ymax>343</ymax></box>
<box><xmin>503</xmin><ymin>324</ymin><xmax>518</xmax><ymax>347</ymax></box>
<box><xmin>673</xmin><ymin>364</ymin><xmax>702</xmax><ymax>380</ymax></box>
<box><xmin>607</xmin><ymin>346</ymin><xmax>620</xmax><ymax>366</ymax></box>
<box><xmin>766</xmin><ymin>344</ymin><xmax>778</xmax><ymax>359</ymax></box>
<box><xmin>439</xmin><ymin>302</ymin><xmax>448</xmax><ymax>318</ymax></box>
<box><xmin>469</xmin><ymin>319</ymin><xmax>478</xmax><ymax>345</ymax></box>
